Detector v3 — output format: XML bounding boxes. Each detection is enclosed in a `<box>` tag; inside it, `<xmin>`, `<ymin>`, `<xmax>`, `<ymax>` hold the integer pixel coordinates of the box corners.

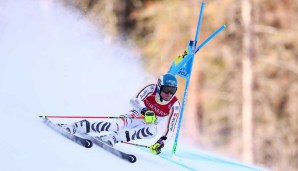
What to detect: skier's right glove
<box><xmin>141</xmin><ymin>107</ymin><xmax>157</xmax><ymax>124</ymax></box>
<box><xmin>149</xmin><ymin>136</ymin><xmax>167</xmax><ymax>155</ymax></box>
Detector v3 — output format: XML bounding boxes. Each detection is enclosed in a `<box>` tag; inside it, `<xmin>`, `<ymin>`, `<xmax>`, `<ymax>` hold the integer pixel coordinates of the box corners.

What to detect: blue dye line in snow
<box><xmin>137</xmin><ymin>146</ymin><xmax>266</xmax><ymax>171</ymax></box>
<box><xmin>177</xmin><ymin>151</ymin><xmax>263</xmax><ymax>171</ymax></box>
<box><xmin>137</xmin><ymin>147</ymin><xmax>198</xmax><ymax>171</ymax></box>
<box><xmin>159</xmin><ymin>153</ymin><xmax>197</xmax><ymax>171</ymax></box>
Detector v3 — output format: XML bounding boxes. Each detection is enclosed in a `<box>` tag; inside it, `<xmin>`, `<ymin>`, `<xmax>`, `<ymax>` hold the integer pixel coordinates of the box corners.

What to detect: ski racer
<box><xmin>59</xmin><ymin>73</ymin><xmax>180</xmax><ymax>155</ymax></box>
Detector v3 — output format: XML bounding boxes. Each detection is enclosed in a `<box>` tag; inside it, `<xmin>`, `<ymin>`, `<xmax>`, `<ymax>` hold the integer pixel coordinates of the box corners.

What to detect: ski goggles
<box><xmin>161</xmin><ymin>86</ymin><xmax>177</xmax><ymax>95</ymax></box>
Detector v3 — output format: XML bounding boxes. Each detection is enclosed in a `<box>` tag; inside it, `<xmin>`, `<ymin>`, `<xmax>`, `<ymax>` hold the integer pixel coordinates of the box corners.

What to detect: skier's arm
<box><xmin>129</xmin><ymin>84</ymin><xmax>155</xmax><ymax>114</ymax></box>
<box><xmin>161</xmin><ymin>101</ymin><xmax>180</xmax><ymax>144</ymax></box>
<box><xmin>149</xmin><ymin>101</ymin><xmax>180</xmax><ymax>155</ymax></box>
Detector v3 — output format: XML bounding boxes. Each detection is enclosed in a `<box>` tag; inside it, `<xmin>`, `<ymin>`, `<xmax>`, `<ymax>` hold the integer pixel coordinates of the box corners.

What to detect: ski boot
<box><xmin>58</xmin><ymin>120</ymin><xmax>90</xmax><ymax>134</ymax></box>
<box><xmin>97</xmin><ymin>132</ymin><xmax>121</xmax><ymax>147</ymax></box>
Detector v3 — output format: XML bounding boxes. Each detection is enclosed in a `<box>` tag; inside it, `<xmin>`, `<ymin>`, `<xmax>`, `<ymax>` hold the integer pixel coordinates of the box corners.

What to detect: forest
<box><xmin>61</xmin><ymin>0</ymin><xmax>298</xmax><ymax>170</ymax></box>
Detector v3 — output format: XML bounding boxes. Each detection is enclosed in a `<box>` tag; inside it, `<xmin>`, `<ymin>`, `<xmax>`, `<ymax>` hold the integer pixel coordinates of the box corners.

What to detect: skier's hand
<box><xmin>149</xmin><ymin>136</ymin><xmax>167</xmax><ymax>155</ymax></box>
<box><xmin>141</xmin><ymin>108</ymin><xmax>157</xmax><ymax>124</ymax></box>
<box><xmin>150</xmin><ymin>143</ymin><xmax>161</xmax><ymax>155</ymax></box>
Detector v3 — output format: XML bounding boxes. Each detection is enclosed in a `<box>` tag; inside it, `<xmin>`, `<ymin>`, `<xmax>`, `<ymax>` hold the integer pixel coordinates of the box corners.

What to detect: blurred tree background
<box><xmin>62</xmin><ymin>0</ymin><xmax>298</xmax><ymax>170</ymax></box>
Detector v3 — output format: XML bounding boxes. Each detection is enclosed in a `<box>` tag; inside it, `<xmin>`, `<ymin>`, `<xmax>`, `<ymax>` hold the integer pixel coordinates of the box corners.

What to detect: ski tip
<box><xmin>128</xmin><ymin>155</ymin><xmax>137</xmax><ymax>163</ymax></box>
<box><xmin>39</xmin><ymin>115</ymin><xmax>47</xmax><ymax>118</ymax></box>
<box><xmin>83</xmin><ymin>139</ymin><xmax>93</xmax><ymax>148</ymax></box>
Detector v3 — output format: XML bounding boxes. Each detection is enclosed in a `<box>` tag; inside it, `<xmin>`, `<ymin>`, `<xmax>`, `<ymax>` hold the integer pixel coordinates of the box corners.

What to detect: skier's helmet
<box><xmin>157</xmin><ymin>73</ymin><xmax>178</xmax><ymax>95</ymax></box>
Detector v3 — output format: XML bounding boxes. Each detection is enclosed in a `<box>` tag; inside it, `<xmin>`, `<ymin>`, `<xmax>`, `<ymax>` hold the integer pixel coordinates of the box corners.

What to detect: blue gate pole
<box><xmin>171</xmin><ymin>2</ymin><xmax>205</xmax><ymax>154</ymax></box>
<box><xmin>171</xmin><ymin>2</ymin><xmax>226</xmax><ymax>155</ymax></box>
<box><xmin>192</xmin><ymin>2</ymin><xmax>204</xmax><ymax>51</ymax></box>
<box><xmin>172</xmin><ymin>56</ymin><xmax>194</xmax><ymax>154</ymax></box>
<box><xmin>195</xmin><ymin>25</ymin><xmax>226</xmax><ymax>54</ymax></box>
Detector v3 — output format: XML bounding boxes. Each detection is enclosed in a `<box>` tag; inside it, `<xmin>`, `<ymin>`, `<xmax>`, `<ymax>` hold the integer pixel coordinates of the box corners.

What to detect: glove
<box><xmin>141</xmin><ymin>108</ymin><xmax>157</xmax><ymax>124</ymax></box>
<box><xmin>149</xmin><ymin>136</ymin><xmax>167</xmax><ymax>155</ymax></box>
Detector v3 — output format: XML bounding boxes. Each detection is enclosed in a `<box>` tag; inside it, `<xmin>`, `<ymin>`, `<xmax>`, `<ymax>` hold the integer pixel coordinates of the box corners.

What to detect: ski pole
<box><xmin>123</xmin><ymin>142</ymin><xmax>150</xmax><ymax>148</ymax></box>
<box><xmin>39</xmin><ymin>115</ymin><xmax>144</xmax><ymax>119</ymax></box>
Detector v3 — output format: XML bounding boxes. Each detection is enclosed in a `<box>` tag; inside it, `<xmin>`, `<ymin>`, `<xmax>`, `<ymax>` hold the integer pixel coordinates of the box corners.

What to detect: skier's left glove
<box><xmin>149</xmin><ymin>136</ymin><xmax>167</xmax><ymax>155</ymax></box>
<box><xmin>141</xmin><ymin>108</ymin><xmax>157</xmax><ymax>124</ymax></box>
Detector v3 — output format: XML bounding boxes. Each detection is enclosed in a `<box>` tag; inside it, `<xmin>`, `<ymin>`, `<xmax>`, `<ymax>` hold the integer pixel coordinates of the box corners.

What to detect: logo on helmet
<box><xmin>166</xmin><ymin>80</ymin><xmax>176</xmax><ymax>86</ymax></box>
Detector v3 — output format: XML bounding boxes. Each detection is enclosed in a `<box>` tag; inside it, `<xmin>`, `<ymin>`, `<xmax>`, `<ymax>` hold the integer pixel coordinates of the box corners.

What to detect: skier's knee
<box><xmin>147</xmin><ymin>124</ymin><xmax>157</xmax><ymax>138</ymax></box>
<box><xmin>135</xmin><ymin>125</ymin><xmax>157</xmax><ymax>140</ymax></box>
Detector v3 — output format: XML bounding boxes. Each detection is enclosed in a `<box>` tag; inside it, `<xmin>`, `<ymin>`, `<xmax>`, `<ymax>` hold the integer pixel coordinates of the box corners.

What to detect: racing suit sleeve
<box><xmin>129</xmin><ymin>84</ymin><xmax>156</xmax><ymax>115</ymax></box>
<box><xmin>161</xmin><ymin>101</ymin><xmax>180</xmax><ymax>145</ymax></box>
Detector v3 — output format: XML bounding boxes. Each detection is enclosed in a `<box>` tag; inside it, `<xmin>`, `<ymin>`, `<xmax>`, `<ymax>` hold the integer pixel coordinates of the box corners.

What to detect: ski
<box><xmin>41</xmin><ymin>116</ymin><xmax>93</xmax><ymax>148</ymax></box>
<box><xmin>40</xmin><ymin>116</ymin><xmax>135</xmax><ymax>162</ymax></box>
<box><xmin>80</xmin><ymin>133</ymin><xmax>137</xmax><ymax>163</ymax></box>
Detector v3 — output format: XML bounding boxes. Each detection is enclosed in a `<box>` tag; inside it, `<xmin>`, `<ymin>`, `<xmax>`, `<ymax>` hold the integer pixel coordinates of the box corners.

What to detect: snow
<box><xmin>0</xmin><ymin>1</ymin><xmax>268</xmax><ymax>171</ymax></box>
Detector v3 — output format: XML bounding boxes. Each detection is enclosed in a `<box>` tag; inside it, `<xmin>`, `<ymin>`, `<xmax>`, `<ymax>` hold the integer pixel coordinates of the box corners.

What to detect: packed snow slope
<box><xmin>0</xmin><ymin>1</ymin><xmax>268</xmax><ymax>171</ymax></box>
